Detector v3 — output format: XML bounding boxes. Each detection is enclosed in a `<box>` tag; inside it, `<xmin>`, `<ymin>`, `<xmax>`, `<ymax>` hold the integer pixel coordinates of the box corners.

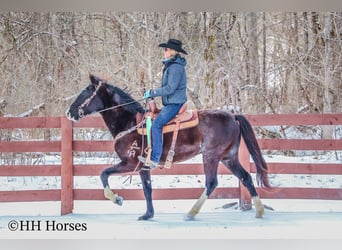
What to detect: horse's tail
<box><xmin>235</xmin><ymin>115</ymin><xmax>271</xmax><ymax>189</ymax></box>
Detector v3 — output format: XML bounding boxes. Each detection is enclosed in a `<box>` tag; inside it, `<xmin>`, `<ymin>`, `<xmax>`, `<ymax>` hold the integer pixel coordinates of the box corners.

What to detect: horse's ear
<box><xmin>89</xmin><ymin>74</ymin><xmax>99</xmax><ymax>85</ymax></box>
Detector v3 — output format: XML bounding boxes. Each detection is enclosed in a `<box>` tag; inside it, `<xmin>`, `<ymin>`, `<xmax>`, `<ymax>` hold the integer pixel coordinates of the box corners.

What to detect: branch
<box><xmin>18</xmin><ymin>103</ymin><xmax>45</xmax><ymax>117</ymax></box>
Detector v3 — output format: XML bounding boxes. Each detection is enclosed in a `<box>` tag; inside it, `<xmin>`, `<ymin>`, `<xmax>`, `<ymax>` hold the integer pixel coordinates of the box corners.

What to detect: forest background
<box><xmin>0</xmin><ymin>12</ymin><xmax>341</xmax><ymax>116</ymax></box>
<box><xmin>0</xmin><ymin>12</ymin><xmax>341</xmax><ymax>117</ymax></box>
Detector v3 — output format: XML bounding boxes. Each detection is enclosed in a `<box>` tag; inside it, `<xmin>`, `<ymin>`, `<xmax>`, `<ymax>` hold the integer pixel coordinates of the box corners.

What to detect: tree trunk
<box><xmin>321</xmin><ymin>13</ymin><xmax>334</xmax><ymax>139</ymax></box>
<box><xmin>245</xmin><ymin>12</ymin><xmax>261</xmax><ymax>111</ymax></box>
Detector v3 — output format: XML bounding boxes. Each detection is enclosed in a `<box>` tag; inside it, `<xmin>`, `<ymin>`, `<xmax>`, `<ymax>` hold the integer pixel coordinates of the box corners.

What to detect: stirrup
<box><xmin>138</xmin><ymin>156</ymin><xmax>159</xmax><ymax>170</ymax></box>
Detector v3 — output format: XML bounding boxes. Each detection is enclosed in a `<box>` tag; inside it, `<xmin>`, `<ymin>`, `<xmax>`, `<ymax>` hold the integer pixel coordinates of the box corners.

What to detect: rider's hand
<box><xmin>143</xmin><ymin>90</ymin><xmax>151</xmax><ymax>99</ymax></box>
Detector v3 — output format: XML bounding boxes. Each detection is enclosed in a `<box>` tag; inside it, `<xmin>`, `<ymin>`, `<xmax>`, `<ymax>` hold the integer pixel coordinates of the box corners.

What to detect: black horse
<box><xmin>66</xmin><ymin>75</ymin><xmax>271</xmax><ymax>220</ymax></box>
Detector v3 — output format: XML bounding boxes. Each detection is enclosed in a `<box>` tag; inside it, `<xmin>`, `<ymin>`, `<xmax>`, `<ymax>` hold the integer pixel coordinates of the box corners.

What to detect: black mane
<box><xmin>105</xmin><ymin>83</ymin><xmax>145</xmax><ymax>114</ymax></box>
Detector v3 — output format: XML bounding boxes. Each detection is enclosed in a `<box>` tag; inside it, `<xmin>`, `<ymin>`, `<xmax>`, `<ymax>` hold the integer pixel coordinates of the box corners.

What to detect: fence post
<box><xmin>61</xmin><ymin>116</ymin><xmax>73</xmax><ymax>215</ymax></box>
<box><xmin>238</xmin><ymin>137</ymin><xmax>252</xmax><ymax>210</ymax></box>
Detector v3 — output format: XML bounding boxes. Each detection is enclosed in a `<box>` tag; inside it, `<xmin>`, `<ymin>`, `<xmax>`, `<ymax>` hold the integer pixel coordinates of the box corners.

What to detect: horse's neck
<box><xmin>101</xmin><ymin>110</ymin><xmax>136</xmax><ymax>137</ymax></box>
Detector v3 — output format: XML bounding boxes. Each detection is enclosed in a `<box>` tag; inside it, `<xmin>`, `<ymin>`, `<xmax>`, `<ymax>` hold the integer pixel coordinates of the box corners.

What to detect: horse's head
<box><xmin>66</xmin><ymin>75</ymin><xmax>108</xmax><ymax>122</ymax></box>
<box><xmin>66</xmin><ymin>74</ymin><xmax>145</xmax><ymax>122</ymax></box>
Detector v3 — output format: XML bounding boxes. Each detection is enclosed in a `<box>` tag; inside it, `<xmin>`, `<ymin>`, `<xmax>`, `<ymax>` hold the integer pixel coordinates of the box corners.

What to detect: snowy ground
<box><xmin>1</xmin><ymin>200</ymin><xmax>342</xmax><ymax>240</ymax></box>
<box><xmin>1</xmin><ymin>199</ymin><xmax>342</xmax><ymax>239</ymax></box>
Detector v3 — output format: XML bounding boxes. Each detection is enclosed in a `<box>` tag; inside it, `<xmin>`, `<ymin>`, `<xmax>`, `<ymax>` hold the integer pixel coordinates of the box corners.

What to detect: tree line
<box><xmin>0</xmin><ymin>12</ymin><xmax>341</xmax><ymax>117</ymax></box>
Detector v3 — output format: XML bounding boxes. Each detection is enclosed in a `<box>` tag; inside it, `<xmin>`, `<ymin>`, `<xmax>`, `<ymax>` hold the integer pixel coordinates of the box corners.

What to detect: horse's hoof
<box><xmin>115</xmin><ymin>196</ymin><xmax>123</xmax><ymax>206</ymax></box>
<box><xmin>138</xmin><ymin>213</ymin><xmax>154</xmax><ymax>221</ymax></box>
<box><xmin>183</xmin><ymin>214</ymin><xmax>195</xmax><ymax>221</ymax></box>
<box><xmin>255</xmin><ymin>209</ymin><xmax>264</xmax><ymax>218</ymax></box>
<box><xmin>252</xmin><ymin>196</ymin><xmax>264</xmax><ymax>218</ymax></box>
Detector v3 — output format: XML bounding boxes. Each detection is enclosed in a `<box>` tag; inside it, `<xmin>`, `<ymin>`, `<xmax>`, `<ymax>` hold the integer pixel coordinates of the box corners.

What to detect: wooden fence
<box><xmin>0</xmin><ymin>114</ymin><xmax>341</xmax><ymax>215</ymax></box>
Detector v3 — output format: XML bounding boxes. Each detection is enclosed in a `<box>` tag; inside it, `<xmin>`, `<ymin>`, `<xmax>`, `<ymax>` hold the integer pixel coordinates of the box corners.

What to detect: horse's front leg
<box><xmin>100</xmin><ymin>162</ymin><xmax>133</xmax><ymax>206</ymax></box>
<box><xmin>103</xmin><ymin>185</ymin><xmax>123</xmax><ymax>206</ymax></box>
<box><xmin>138</xmin><ymin>170</ymin><xmax>154</xmax><ymax>220</ymax></box>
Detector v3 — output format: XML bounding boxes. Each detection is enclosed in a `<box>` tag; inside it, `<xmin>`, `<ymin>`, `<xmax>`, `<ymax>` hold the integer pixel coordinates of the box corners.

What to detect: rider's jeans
<box><xmin>151</xmin><ymin>103</ymin><xmax>183</xmax><ymax>163</ymax></box>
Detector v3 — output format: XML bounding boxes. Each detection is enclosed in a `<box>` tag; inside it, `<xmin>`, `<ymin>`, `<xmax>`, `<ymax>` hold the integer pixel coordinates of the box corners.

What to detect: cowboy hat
<box><xmin>158</xmin><ymin>38</ymin><xmax>188</xmax><ymax>55</ymax></box>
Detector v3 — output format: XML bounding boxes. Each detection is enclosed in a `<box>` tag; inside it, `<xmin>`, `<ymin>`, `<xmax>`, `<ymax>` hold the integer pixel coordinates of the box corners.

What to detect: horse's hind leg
<box><xmin>185</xmin><ymin>156</ymin><xmax>219</xmax><ymax>221</ymax></box>
<box><xmin>221</xmin><ymin>156</ymin><xmax>264</xmax><ymax>218</ymax></box>
<box><xmin>184</xmin><ymin>188</ymin><xmax>209</xmax><ymax>221</ymax></box>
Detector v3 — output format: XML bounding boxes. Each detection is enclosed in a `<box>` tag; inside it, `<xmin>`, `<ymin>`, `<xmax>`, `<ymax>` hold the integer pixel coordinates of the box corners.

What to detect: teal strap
<box><xmin>146</xmin><ymin>116</ymin><xmax>152</xmax><ymax>146</ymax></box>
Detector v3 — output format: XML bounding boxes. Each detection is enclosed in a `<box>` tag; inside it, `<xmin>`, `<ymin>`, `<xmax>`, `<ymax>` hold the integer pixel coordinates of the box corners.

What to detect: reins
<box><xmin>97</xmin><ymin>97</ymin><xmax>148</xmax><ymax>114</ymax></box>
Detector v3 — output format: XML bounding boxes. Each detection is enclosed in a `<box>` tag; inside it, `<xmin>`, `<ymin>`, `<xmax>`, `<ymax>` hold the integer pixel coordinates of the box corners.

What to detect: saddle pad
<box><xmin>137</xmin><ymin>110</ymin><xmax>199</xmax><ymax>135</ymax></box>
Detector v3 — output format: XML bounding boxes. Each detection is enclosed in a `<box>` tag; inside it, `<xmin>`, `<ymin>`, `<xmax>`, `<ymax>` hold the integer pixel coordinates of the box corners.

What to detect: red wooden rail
<box><xmin>1</xmin><ymin>114</ymin><xmax>342</xmax><ymax>215</ymax></box>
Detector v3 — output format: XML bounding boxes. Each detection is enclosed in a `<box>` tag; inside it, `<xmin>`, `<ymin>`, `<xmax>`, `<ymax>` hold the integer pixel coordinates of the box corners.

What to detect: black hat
<box><xmin>158</xmin><ymin>39</ymin><xmax>188</xmax><ymax>55</ymax></box>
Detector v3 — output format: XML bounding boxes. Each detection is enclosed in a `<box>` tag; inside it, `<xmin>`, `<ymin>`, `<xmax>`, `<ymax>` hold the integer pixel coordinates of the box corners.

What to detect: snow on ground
<box><xmin>1</xmin><ymin>199</ymin><xmax>342</xmax><ymax>239</ymax></box>
<box><xmin>1</xmin><ymin>180</ymin><xmax>342</xmax><ymax>239</ymax></box>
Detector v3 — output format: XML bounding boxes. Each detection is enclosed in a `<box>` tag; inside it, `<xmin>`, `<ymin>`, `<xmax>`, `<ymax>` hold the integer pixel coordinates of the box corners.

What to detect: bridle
<box><xmin>77</xmin><ymin>82</ymin><xmax>104</xmax><ymax>118</ymax></box>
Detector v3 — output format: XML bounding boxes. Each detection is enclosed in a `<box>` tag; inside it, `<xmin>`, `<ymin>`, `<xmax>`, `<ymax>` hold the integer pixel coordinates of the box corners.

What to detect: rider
<box><xmin>138</xmin><ymin>38</ymin><xmax>188</xmax><ymax>169</ymax></box>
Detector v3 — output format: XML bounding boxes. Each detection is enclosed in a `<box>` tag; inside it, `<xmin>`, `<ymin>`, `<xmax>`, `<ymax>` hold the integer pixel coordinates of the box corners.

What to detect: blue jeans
<box><xmin>151</xmin><ymin>103</ymin><xmax>183</xmax><ymax>163</ymax></box>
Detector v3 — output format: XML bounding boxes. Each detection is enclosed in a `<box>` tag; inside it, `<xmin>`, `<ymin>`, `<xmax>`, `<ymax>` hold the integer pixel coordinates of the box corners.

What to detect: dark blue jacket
<box><xmin>150</xmin><ymin>54</ymin><xmax>187</xmax><ymax>105</ymax></box>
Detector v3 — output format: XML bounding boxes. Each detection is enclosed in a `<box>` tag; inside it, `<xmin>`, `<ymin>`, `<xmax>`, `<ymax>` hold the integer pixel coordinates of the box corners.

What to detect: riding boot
<box><xmin>138</xmin><ymin>156</ymin><xmax>159</xmax><ymax>170</ymax></box>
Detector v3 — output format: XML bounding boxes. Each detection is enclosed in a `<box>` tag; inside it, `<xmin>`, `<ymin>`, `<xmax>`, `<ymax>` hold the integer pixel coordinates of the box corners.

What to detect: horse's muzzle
<box><xmin>65</xmin><ymin>109</ymin><xmax>79</xmax><ymax>122</ymax></box>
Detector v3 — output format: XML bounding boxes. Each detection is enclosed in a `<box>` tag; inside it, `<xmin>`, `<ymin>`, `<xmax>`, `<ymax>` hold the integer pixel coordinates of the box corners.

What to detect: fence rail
<box><xmin>1</xmin><ymin>114</ymin><xmax>341</xmax><ymax>215</ymax></box>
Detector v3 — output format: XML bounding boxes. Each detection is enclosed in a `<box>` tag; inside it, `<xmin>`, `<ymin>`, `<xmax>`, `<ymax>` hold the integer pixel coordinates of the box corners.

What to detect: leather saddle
<box><xmin>137</xmin><ymin>100</ymin><xmax>199</xmax><ymax>135</ymax></box>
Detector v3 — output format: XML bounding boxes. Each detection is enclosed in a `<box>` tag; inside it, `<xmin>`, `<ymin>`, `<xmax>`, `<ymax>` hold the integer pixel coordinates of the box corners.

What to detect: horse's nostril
<box><xmin>66</xmin><ymin>109</ymin><xmax>74</xmax><ymax>118</ymax></box>
<box><xmin>78</xmin><ymin>108</ymin><xmax>84</xmax><ymax>118</ymax></box>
